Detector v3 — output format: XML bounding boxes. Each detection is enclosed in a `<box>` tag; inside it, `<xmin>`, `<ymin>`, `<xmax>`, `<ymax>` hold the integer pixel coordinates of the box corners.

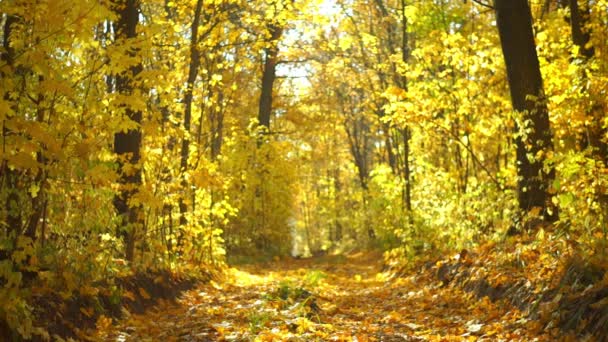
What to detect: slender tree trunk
<box><xmin>158</xmin><ymin>0</ymin><xmax>178</xmax><ymax>255</ymax></box>
<box><xmin>1</xmin><ymin>14</ymin><xmax>24</xmax><ymax>279</ymax></box>
<box><xmin>113</xmin><ymin>0</ymin><xmax>143</xmax><ymax>261</ymax></box>
<box><xmin>339</xmin><ymin>90</ymin><xmax>373</xmax><ymax>240</ymax></box>
<box><xmin>568</xmin><ymin>0</ymin><xmax>606</xmax><ymax>164</ymax></box>
<box><xmin>206</xmin><ymin>88</ymin><xmax>225</xmax><ymax>161</ymax></box>
<box><xmin>569</xmin><ymin>0</ymin><xmax>594</xmax><ymax>59</ymax></box>
<box><xmin>25</xmin><ymin>76</ymin><xmax>47</xmax><ymax>240</ymax></box>
<box><xmin>400</xmin><ymin>0</ymin><xmax>413</xmax><ymax>220</ymax></box>
<box><xmin>494</xmin><ymin>0</ymin><xmax>558</xmax><ymax>223</ymax></box>
<box><xmin>333</xmin><ymin>167</ymin><xmax>343</xmax><ymax>242</ymax></box>
<box><xmin>1</xmin><ymin>15</ymin><xmax>21</xmax><ymax>240</ymax></box>
<box><xmin>177</xmin><ymin>0</ymin><xmax>204</xmax><ymax>248</ymax></box>
<box><xmin>210</xmin><ymin>94</ymin><xmax>225</xmax><ymax>161</ymax></box>
<box><xmin>402</xmin><ymin>127</ymin><xmax>412</xmax><ymax>214</ymax></box>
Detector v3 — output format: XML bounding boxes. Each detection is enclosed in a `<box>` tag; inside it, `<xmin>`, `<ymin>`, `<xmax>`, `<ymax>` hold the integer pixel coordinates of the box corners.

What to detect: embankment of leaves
<box><xmin>386</xmin><ymin>232</ymin><xmax>608</xmax><ymax>339</ymax></box>
<box><xmin>2</xmin><ymin>270</ymin><xmax>212</xmax><ymax>341</ymax></box>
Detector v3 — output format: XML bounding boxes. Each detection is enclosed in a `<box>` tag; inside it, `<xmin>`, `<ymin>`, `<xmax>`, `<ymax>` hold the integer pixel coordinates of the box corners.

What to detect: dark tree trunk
<box><xmin>569</xmin><ymin>0</ymin><xmax>594</xmax><ymax>59</ymax></box>
<box><xmin>113</xmin><ymin>0</ymin><xmax>143</xmax><ymax>261</ymax></box>
<box><xmin>568</xmin><ymin>0</ymin><xmax>606</xmax><ymax>164</ymax></box>
<box><xmin>209</xmin><ymin>93</ymin><xmax>225</xmax><ymax>161</ymax></box>
<box><xmin>345</xmin><ymin>115</ymin><xmax>370</xmax><ymax>191</ymax></box>
<box><xmin>400</xmin><ymin>0</ymin><xmax>413</xmax><ymax>219</ymax></box>
<box><xmin>25</xmin><ymin>75</ymin><xmax>48</xmax><ymax>241</ymax></box>
<box><xmin>333</xmin><ymin>167</ymin><xmax>343</xmax><ymax>242</ymax></box>
<box><xmin>338</xmin><ymin>87</ymin><xmax>374</xmax><ymax>239</ymax></box>
<box><xmin>177</xmin><ymin>0</ymin><xmax>204</xmax><ymax>248</ymax></box>
<box><xmin>258</xmin><ymin>24</ymin><xmax>283</xmax><ymax>129</ymax></box>
<box><xmin>402</xmin><ymin>127</ymin><xmax>412</xmax><ymax>214</ymax></box>
<box><xmin>494</xmin><ymin>0</ymin><xmax>558</xmax><ymax>222</ymax></box>
<box><xmin>374</xmin><ymin>0</ymin><xmax>413</xmax><ymax>219</ymax></box>
<box><xmin>1</xmin><ymin>15</ymin><xmax>21</xmax><ymax>239</ymax></box>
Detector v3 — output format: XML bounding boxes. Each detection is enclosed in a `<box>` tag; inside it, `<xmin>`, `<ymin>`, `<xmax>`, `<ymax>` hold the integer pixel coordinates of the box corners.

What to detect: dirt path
<box><xmin>94</xmin><ymin>253</ymin><xmax>545</xmax><ymax>341</ymax></box>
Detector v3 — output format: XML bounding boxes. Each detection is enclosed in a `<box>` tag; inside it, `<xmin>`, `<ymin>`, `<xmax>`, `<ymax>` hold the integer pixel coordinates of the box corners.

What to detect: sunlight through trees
<box><xmin>0</xmin><ymin>0</ymin><xmax>607</xmax><ymax>339</ymax></box>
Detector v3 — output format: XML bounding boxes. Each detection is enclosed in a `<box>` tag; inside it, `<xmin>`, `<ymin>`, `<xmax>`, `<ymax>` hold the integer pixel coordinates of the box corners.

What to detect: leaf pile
<box><xmin>405</xmin><ymin>232</ymin><xmax>608</xmax><ymax>340</ymax></box>
<box><xmin>27</xmin><ymin>271</ymin><xmax>202</xmax><ymax>341</ymax></box>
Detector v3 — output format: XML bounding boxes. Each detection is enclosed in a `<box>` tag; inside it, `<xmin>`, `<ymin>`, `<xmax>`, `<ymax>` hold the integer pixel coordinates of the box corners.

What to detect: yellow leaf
<box><xmin>95</xmin><ymin>315</ymin><xmax>113</xmax><ymax>331</ymax></box>
<box><xmin>123</xmin><ymin>290</ymin><xmax>136</xmax><ymax>301</ymax></box>
<box><xmin>80</xmin><ymin>307</ymin><xmax>94</xmax><ymax>318</ymax></box>
<box><xmin>138</xmin><ymin>287</ymin><xmax>151</xmax><ymax>300</ymax></box>
<box><xmin>28</xmin><ymin>184</ymin><xmax>40</xmax><ymax>198</ymax></box>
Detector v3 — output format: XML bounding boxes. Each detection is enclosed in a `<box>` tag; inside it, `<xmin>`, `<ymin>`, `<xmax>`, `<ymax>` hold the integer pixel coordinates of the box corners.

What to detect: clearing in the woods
<box><xmin>93</xmin><ymin>253</ymin><xmax>544</xmax><ymax>341</ymax></box>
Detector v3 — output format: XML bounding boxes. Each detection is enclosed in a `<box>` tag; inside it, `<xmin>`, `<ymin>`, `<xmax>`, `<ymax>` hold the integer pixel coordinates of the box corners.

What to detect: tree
<box><xmin>258</xmin><ymin>21</ymin><xmax>283</xmax><ymax>129</ymax></box>
<box><xmin>372</xmin><ymin>0</ymin><xmax>413</xmax><ymax>217</ymax></box>
<box><xmin>567</xmin><ymin>0</ymin><xmax>606</xmax><ymax>163</ymax></box>
<box><xmin>494</xmin><ymin>0</ymin><xmax>558</xmax><ymax>222</ymax></box>
<box><xmin>177</xmin><ymin>0</ymin><xmax>204</xmax><ymax>248</ymax></box>
<box><xmin>1</xmin><ymin>14</ymin><xmax>20</xmax><ymax>242</ymax></box>
<box><xmin>568</xmin><ymin>0</ymin><xmax>594</xmax><ymax>59</ymax></box>
<box><xmin>393</xmin><ymin>0</ymin><xmax>413</xmax><ymax>217</ymax></box>
<box><xmin>113</xmin><ymin>0</ymin><xmax>143</xmax><ymax>261</ymax></box>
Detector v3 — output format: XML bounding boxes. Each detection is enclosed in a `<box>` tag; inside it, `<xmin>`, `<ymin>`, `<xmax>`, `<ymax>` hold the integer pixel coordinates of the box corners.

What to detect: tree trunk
<box><xmin>1</xmin><ymin>15</ymin><xmax>21</xmax><ymax>239</ymax></box>
<box><xmin>569</xmin><ymin>0</ymin><xmax>594</xmax><ymax>59</ymax></box>
<box><xmin>402</xmin><ymin>127</ymin><xmax>412</xmax><ymax>214</ymax></box>
<box><xmin>207</xmin><ymin>89</ymin><xmax>225</xmax><ymax>161</ymax></box>
<box><xmin>258</xmin><ymin>24</ymin><xmax>283</xmax><ymax>129</ymax></box>
<box><xmin>494</xmin><ymin>0</ymin><xmax>558</xmax><ymax>222</ymax></box>
<box><xmin>113</xmin><ymin>0</ymin><xmax>143</xmax><ymax>261</ymax></box>
<box><xmin>333</xmin><ymin>167</ymin><xmax>343</xmax><ymax>242</ymax></box>
<box><xmin>400</xmin><ymin>0</ymin><xmax>413</xmax><ymax>220</ymax></box>
<box><xmin>25</xmin><ymin>75</ymin><xmax>48</xmax><ymax>241</ymax></box>
<box><xmin>177</xmin><ymin>0</ymin><xmax>204</xmax><ymax>249</ymax></box>
<box><xmin>568</xmin><ymin>0</ymin><xmax>606</xmax><ymax>164</ymax></box>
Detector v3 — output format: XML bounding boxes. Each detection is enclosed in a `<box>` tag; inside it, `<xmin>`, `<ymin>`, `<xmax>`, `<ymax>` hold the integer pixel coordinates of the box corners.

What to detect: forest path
<box><xmin>94</xmin><ymin>252</ymin><xmax>532</xmax><ymax>341</ymax></box>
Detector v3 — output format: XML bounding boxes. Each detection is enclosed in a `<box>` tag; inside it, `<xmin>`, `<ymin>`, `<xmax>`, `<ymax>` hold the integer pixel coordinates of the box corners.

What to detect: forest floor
<box><xmin>90</xmin><ymin>251</ymin><xmax>559</xmax><ymax>341</ymax></box>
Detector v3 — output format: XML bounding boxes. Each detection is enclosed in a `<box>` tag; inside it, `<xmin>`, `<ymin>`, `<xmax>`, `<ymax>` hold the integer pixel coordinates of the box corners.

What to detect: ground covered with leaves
<box><xmin>88</xmin><ymin>248</ymin><xmax>598</xmax><ymax>341</ymax></box>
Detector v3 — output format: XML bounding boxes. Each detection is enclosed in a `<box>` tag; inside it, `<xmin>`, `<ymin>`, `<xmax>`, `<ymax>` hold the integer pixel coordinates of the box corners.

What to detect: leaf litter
<box><xmin>92</xmin><ymin>251</ymin><xmax>564</xmax><ymax>341</ymax></box>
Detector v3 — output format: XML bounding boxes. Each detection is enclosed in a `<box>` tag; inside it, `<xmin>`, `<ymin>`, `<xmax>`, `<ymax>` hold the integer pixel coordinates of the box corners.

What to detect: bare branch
<box><xmin>471</xmin><ymin>0</ymin><xmax>495</xmax><ymax>10</ymax></box>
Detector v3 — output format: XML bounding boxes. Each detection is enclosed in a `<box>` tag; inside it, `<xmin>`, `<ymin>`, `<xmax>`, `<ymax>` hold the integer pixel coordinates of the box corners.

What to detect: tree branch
<box><xmin>470</xmin><ymin>0</ymin><xmax>495</xmax><ymax>10</ymax></box>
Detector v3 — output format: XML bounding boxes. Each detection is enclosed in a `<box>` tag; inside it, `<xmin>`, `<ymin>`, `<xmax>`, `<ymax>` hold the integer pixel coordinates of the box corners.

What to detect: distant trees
<box><xmin>2</xmin><ymin>0</ymin><xmax>608</xmax><ymax>336</ymax></box>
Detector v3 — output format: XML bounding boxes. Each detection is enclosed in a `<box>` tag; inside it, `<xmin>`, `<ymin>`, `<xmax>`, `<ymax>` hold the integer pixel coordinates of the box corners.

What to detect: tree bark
<box><xmin>569</xmin><ymin>0</ymin><xmax>594</xmax><ymax>59</ymax></box>
<box><xmin>1</xmin><ymin>14</ymin><xmax>21</xmax><ymax>239</ymax></box>
<box><xmin>24</xmin><ymin>75</ymin><xmax>48</xmax><ymax>241</ymax></box>
<box><xmin>113</xmin><ymin>0</ymin><xmax>143</xmax><ymax>261</ymax></box>
<box><xmin>494</xmin><ymin>0</ymin><xmax>558</xmax><ymax>222</ymax></box>
<box><xmin>400</xmin><ymin>0</ymin><xmax>413</xmax><ymax>219</ymax></box>
<box><xmin>0</xmin><ymin>13</ymin><xmax>26</xmax><ymax>272</ymax></box>
<box><xmin>373</xmin><ymin>0</ymin><xmax>413</xmax><ymax>218</ymax></box>
<box><xmin>258</xmin><ymin>24</ymin><xmax>283</xmax><ymax>129</ymax></box>
<box><xmin>568</xmin><ymin>0</ymin><xmax>606</xmax><ymax>164</ymax></box>
<box><xmin>177</xmin><ymin>0</ymin><xmax>204</xmax><ymax>248</ymax></box>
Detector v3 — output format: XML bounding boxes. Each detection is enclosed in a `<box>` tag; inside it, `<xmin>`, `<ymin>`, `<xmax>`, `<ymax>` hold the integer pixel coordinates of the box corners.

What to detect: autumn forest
<box><xmin>1</xmin><ymin>0</ymin><xmax>608</xmax><ymax>340</ymax></box>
